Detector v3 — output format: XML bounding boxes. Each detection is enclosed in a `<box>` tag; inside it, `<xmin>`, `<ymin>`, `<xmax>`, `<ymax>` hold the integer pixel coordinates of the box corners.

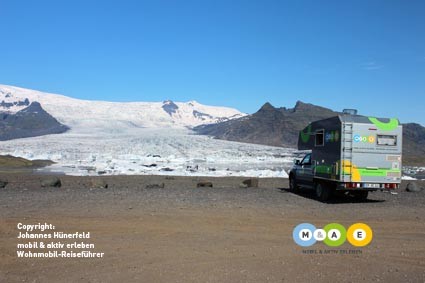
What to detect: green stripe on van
<box><xmin>357</xmin><ymin>168</ymin><xmax>401</xmax><ymax>177</ymax></box>
<box><xmin>315</xmin><ymin>165</ymin><xmax>333</xmax><ymax>174</ymax></box>
<box><xmin>368</xmin><ymin>117</ymin><xmax>399</xmax><ymax>131</ymax></box>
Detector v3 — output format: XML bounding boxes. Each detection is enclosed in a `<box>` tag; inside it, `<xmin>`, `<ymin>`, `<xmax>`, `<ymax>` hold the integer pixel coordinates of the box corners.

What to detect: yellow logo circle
<box><xmin>347</xmin><ymin>223</ymin><xmax>373</xmax><ymax>247</ymax></box>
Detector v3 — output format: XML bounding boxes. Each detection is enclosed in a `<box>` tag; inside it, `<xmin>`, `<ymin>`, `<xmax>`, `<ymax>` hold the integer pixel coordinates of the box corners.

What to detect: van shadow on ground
<box><xmin>278</xmin><ymin>187</ymin><xmax>385</xmax><ymax>204</ymax></box>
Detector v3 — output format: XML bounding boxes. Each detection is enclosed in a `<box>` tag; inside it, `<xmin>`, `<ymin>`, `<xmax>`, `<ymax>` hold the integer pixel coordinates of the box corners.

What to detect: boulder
<box><xmin>406</xmin><ymin>182</ymin><xmax>422</xmax><ymax>192</ymax></box>
<box><xmin>0</xmin><ymin>179</ymin><xmax>8</xmax><ymax>188</ymax></box>
<box><xmin>239</xmin><ymin>183</ymin><xmax>248</xmax><ymax>189</ymax></box>
<box><xmin>40</xmin><ymin>177</ymin><xmax>61</xmax><ymax>188</ymax></box>
<box><xmin>89</xmin><ymin>179</ymin><xmax>108</xmax><ymax>189</ymax></box>
<box><xmin>242</xmin><ymin>178</ymin><xmax>259</xmax><ymax>188</ymax></box>
<box><xmin>146</xmin><ymin>183</ymin><xmax>165</xmax><ymax>189</ymax></box>
<box><xmin>197</xmin><ymin>181</ymin><xmax>213</xmax><ymax>188</ymax></box>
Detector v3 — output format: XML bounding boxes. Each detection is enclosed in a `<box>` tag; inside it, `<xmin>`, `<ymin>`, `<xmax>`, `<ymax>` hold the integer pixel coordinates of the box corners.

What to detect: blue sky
<box><xmin>0</xmin><ymin>0</ymin><xmax>424</xmax><ymax>124</ymax></box>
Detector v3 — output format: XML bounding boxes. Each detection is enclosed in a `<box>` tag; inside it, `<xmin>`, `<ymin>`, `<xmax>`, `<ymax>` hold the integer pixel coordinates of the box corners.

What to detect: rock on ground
<box><xmin>89</xmin><ymin>179</ymin><xmax>108</xmax><ymax>189</ymax></box>
<box><xmin>40</xmin><ymin>177</ymin><xmax>62</xmax><ymax>188</ymax></box>
<box><xmin>0</xmin><ymin>179</ymin><xmax>7</xmax><ymax>188</ymax></box>
<box><xmin>406</xmin><ymin>182</ymin><xmax>423</xmax><ymax>192</ymax></box>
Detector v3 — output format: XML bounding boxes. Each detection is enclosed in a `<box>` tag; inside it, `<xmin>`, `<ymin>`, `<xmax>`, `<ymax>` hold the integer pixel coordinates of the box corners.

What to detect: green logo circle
<box><xmin>323</xmin><ymin>223</ymin><xmax>347</xmax><ymax>247</ymax></box>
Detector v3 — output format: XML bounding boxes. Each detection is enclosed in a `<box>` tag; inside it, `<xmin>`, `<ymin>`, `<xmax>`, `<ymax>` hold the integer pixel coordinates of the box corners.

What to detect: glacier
<box><xmin>0</xmin><ymin>128</ymin><xmax>295</xmax><ymax>177</ymax></box>
<box><xmin>0</xmin><ymin>84</ymin><xmax>245</xmax><ymax>129</ymax></box>
<box><xmin>0</xmin><ymin>84</ymin><xmax>297</xmax><ymax>177</ymax></box>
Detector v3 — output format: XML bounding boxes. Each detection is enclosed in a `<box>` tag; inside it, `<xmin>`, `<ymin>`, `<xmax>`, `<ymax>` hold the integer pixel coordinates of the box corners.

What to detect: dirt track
<box><xmin>0</xmin><ymin>175</ymin><xmax>424</xmax><ymax>283</ymax></box>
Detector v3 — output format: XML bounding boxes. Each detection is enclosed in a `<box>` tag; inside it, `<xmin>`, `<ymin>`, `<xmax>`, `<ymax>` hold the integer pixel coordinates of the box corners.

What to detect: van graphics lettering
<box><xmin>325</xmin><ymin>130</ymin><xmax>339</xmax><ymax>143</ymax></box>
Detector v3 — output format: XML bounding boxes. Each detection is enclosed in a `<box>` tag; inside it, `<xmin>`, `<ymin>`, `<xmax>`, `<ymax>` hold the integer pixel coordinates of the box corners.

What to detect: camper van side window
<box><xmin>377</xmin><ymin>135</ymin><xmax>397</xmax><ymax>146</ymax></box>
<box><xmin>315</xmin><ymin>130</ymin><xmax>324</xmax><ymax>147</ymax></box>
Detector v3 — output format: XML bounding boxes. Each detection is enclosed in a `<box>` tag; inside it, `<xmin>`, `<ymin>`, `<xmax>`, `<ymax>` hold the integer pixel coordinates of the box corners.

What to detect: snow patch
<box><xmin>402</xmin><ymin>175</ymin><xmax>417</xmax><ymax>180</ymax></box>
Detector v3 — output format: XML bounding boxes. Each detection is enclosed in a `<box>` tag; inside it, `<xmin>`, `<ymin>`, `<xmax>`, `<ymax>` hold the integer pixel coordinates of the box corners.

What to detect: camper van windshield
<box><xmin>301</xmin><ymin>154</ymin><xmax>311</xmax><ymax>165</ymax></box>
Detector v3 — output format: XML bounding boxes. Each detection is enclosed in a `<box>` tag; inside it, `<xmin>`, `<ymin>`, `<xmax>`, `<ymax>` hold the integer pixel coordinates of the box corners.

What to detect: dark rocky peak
<box><xmin>163</xmin><ymin>99</ymin><xmax>174</xmax><ymax>105</ymax></box>
<box><xmin>292</xmin><ymin>101</ymin><xmax>313</xmax><ymax>111</ymax></box>
<box><xmin>258</xmin><ymin>102</ymin><xmax>276</xmax><ymax>112</ymax></box>
<box><xmin>162</xmin><ymin>100</ymin><xmax>179</xmax><ymax>116</ymax></box>
<box><xmin>0</xmin><ymin>101</ymin><xmax>69</xmax><ymax>141</ymax></box>
<box><xmin>253</xmin><ymin>102</ymin><xmax>284</xmax><ymax>121</ymax></box>
<box><xmin>288</xmin><ymin>100</ymin><xmax>336</xmax><ymax>117</ymax></box>
<box><xmin>19</xmin><ymin>101</ymin><xmax>42</xmax><ymax>113</ymax></box>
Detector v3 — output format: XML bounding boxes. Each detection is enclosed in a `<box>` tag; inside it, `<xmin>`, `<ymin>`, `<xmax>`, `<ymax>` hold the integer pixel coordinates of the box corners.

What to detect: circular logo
<box><xmin>353</xmin><ymin>135</ymin><xmax>375</xmax><ymax>143</ymax></box>
<box><xmin>293</xmin><ymin>223</ymin><xmax>316</xmax><ymax>247</ymax></box>
<box><xmin>347</xmin><ymin>223</ymin><xmax>373</xmax><ymax>247</ymax></box>
<box><xmin>323</xmin><ymin>223</ymin><xmax>347</xmax><ymax>247</ymax></box>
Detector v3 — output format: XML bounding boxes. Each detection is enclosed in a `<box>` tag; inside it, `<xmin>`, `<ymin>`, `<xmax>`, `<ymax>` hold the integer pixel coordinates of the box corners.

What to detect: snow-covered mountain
<box><xmin>0</xmin><ymin>84</ymin><xmax>245</xmax><ymax>132</ymax></box>
<box><xmin>0</xmin><ymin>84</ymin><xmax>294</xmax><ymax>178</ymax></box>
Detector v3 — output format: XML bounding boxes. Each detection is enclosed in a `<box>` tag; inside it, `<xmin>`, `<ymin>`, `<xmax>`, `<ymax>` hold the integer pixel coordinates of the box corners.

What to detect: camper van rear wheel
<box><xmin>315</xmin><ymin>182</ymin><xmax>331</xmax><ymax>201</ymax></box>
<box><xmin>352</xmin><ymin>191</ymin><xmax>368</xmax><ymax>201</ymax></box>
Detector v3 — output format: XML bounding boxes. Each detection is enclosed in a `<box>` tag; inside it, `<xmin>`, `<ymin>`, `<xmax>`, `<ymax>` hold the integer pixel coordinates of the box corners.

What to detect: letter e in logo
<box><xmin>347</xmin><ymin>223</ymin><xmax>373</xmax><ymax>247</ymax></box>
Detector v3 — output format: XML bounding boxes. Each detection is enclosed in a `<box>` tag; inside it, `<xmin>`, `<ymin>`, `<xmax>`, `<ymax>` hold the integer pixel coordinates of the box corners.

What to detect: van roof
<box><xmin>338</xmin><ymin>114</ymin><xmax>400</xmax><ymax>124</ymax></box>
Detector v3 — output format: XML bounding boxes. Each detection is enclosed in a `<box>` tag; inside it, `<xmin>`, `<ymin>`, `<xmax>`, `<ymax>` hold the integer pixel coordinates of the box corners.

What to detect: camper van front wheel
<box><xmin>289</xmin><ymin>176</ymin><xmax>298</xmax><ymax>191</ymax></box>
<box><xmin>315</xmin><ymin>182</ymin><xmax>331</xmax><ymax>201</ymax></box>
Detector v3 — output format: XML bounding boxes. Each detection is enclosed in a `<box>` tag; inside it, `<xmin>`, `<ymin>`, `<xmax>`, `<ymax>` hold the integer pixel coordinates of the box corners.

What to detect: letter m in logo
<box><xmin>301</xmin><ymin>231</ymin><xmax>310</xmax><ymax>239</ymax></box>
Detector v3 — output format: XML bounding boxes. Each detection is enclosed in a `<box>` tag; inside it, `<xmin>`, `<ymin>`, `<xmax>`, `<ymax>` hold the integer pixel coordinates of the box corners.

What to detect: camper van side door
<box><xmin>298</xmin><ymin>154</ymin><xmax>314</xmax><ymax>186</ymax></box>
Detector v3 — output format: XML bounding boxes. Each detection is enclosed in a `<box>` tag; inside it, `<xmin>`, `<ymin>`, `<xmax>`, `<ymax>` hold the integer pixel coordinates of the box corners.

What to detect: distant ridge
<box><xmin>194</xmin><ymin>102</ymin><xmax>425</xmax><ymax>166</ymax></box>
<box><xmin>194</xmin><ymin>101</ymin><xmax>338</xmax><ymax>147</ymax></box>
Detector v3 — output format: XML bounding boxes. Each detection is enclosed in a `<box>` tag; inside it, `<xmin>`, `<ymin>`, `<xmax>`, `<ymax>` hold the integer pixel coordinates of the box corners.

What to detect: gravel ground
<box><xmin>0</xmin><ymin>174</ymin><xmax>424</xmax><ymax>283</ymax></box>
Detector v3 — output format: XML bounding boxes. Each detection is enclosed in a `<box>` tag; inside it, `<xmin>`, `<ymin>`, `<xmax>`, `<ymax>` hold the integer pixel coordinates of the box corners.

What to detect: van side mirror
<box><xmin>294</xmin><ymin>159</ymin><xmax>300</xmax><ymax>165</ymax></box>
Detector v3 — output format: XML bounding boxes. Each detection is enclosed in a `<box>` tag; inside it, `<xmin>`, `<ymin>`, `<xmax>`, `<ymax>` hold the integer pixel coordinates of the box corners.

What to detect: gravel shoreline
<box><xmin>1</xmin><ymin>174</ymin><xmax>424</xmax><ymax>282</ymax></box>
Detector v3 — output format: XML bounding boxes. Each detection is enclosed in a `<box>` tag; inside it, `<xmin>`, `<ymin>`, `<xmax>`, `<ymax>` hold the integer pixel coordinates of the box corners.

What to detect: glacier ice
<box><xmin>0</xmin><ymin>128</ymin><xmax>295</xmax><ymax>177</ymax></box>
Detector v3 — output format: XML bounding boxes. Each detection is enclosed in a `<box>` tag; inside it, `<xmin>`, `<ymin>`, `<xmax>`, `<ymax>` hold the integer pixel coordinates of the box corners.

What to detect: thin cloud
<box><xmin>304</xmin><ymin>64</ymin><xmax>341</xmax><ymax>75</ymax></box>
<box><xmin>360</xmin><ymin>61</ymin><xmax>384</xmax><ymax>70</ymax></box>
